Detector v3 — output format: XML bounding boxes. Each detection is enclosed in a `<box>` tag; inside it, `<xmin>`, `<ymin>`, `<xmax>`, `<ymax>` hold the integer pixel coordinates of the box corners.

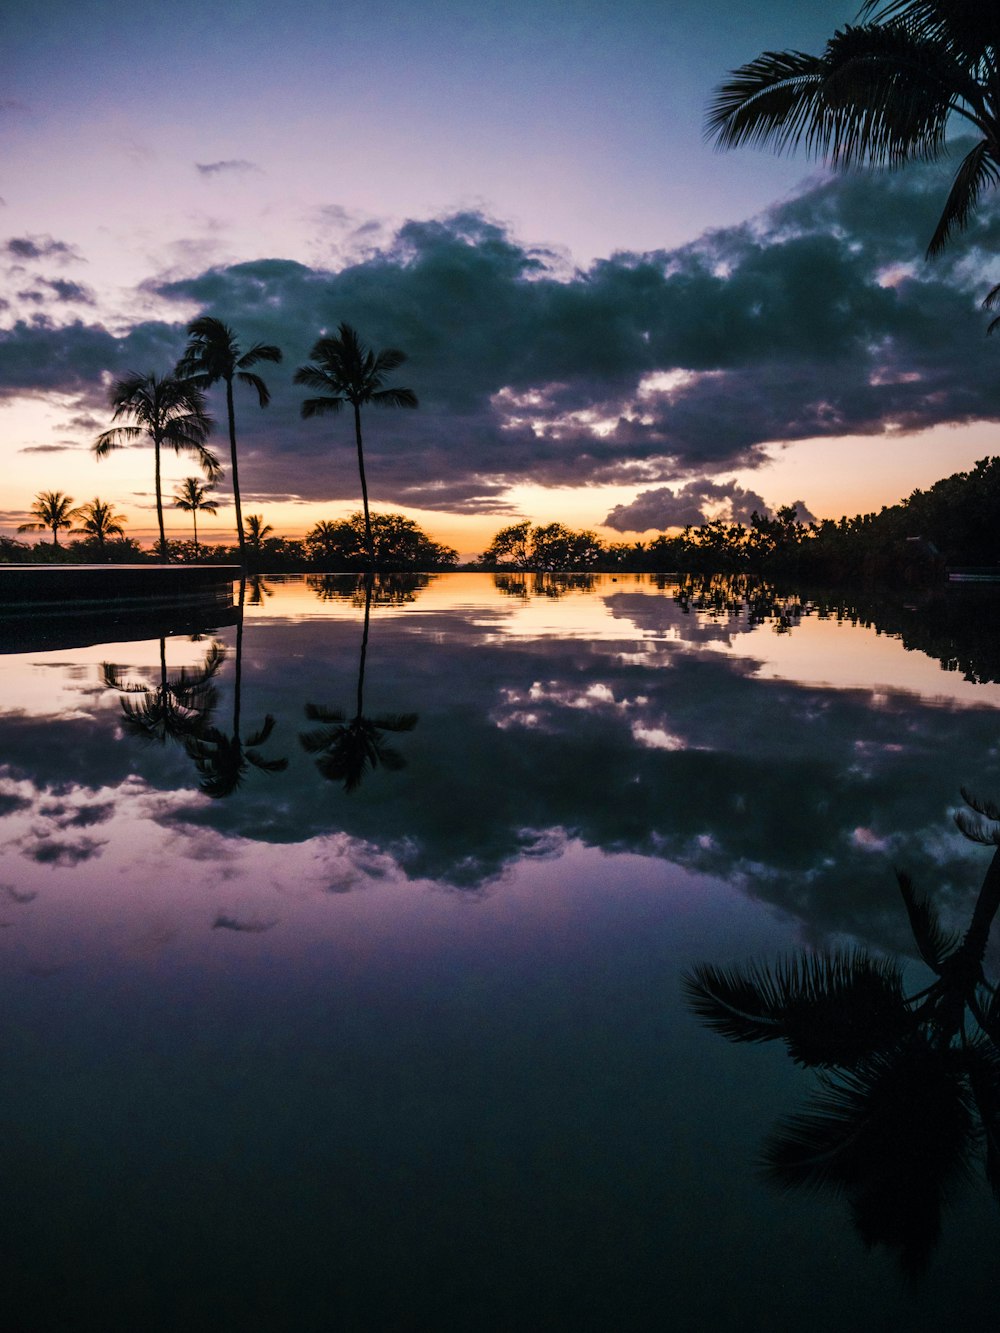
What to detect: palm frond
<box><xmin>303</xmin><ymin>703</ymin><xmax>348</xmax><ymax>723</ymax></box>
<box><xmin>300</xmin><ymin>395</ymin><xmax>345</xmax><ymax>419</ymax></box>
<box><xmin>373</xmin><ymin>347</ymin><xmax>407</xmax><ymax>373</ymax></box>
<box><xmin>370</xmin><ymin>387</ymin><xmax>419</xmax><ymax>409</ymax></box>
<box><xmin>238</xmin><ymin>342</ymin><xmax>283</xmax><ymax>368</ymax></box>
<box><xmin>93</xmin><ymin>425</ymin><xmax>142</xmax><ymax>456</ymax></box>
<box><xmin>236</xmin><ymin>370</ymin><xmax>271</xmax><ymax>407</ymax></box>
<box><xmin>895</xmin><ymin>869</ymin><xmax>961</xmax><ymax>973</ymax></box>
<box><xmin>684</xmin><ymin>950</ymin><xmax>908</xmax><ymax>1065</ymax></box>
<box><xmin>926</xmin><ymin>138</ymin><xmax>999</xmax><ymax>256</ymax></box>
<box><xmin>762</xmin><ymin>1042</ymin><xmax>974</xmax><ymax>1277</ymax></box>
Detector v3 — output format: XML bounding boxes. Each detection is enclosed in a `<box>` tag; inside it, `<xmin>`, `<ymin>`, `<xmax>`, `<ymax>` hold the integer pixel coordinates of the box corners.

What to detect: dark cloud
<box><xmin>19</xmin><ymin>443</ymin><xmax>79</xmax><ymax>454</ymax></box>
<box><xmin>27</xmin><ymin>837</ymin><xmax>105</xmax><ymax>867</ymax></box>
<box><xmin>3</xmin><ymin>152</ymin><xmax>1000</xmax><ymax>505</ymax></box>
<box><xmin>195</xmin><ymin>159</ymin><xmax>261</xmax><ymax>177</ymax></box>
<box><xmin>4</xmin><ymin>235</ymin><xmax>81</xmax><ymax>262</ymax></box>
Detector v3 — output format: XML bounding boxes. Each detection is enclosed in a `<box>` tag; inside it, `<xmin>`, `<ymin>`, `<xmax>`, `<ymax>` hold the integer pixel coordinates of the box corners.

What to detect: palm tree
<box><xmin>684</xmin><ymin>789</ymin><xmax>1000</xmax><ymax>1273</ymax></box>
<box><xmin>707</xmin><ymin>1</ymin><xmax>1000</xmax><ymax>258</ymax></box>
<box><xmin>244</xmin><ymin>513</ymin><xmax>273</xmax><ymax>558</ymax></box>
<box><xmin>102</xmin><ymin>640</ymin><xmax>225</xmax><ymax>745</ymax></box>
<box><xmin>185</xmin><ymin>586</ymin><xmax>287</xmax><ymax>797</ymax></box>
<box><xmin>294</xmin><ymin>323</ymin><xmax>418</xmax><ymax>567</ymax></box>
<box><xmin>17</xmin><ymin>491</ymin><xmax>82</xmax><ymax>546</ymax></box>
<box><xmin>73</xmin><ymin>498</ymin><xmax>127</xmax><ymax>556</ymax></box>
<box><xmin>93</xmin><ymin>372</ymin><xmax>218</xmax><ymax>560</ymax></box>
<box><xmin>173</xmin><ymin>477</ymin><xmax>218</xmax><ymax>555</ymax></box>
<box><xmin>299</xmin><ymin>576</ymin><xmax>418</xmax><ymax>791</ymax></box>
<box><xmin>176</xmin><ymin>317</ymin><xmax>282</xmax><ymax>566</ymax></box>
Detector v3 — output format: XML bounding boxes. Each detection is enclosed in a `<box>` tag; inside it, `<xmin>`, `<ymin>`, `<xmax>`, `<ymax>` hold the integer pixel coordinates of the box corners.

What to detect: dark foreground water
<box><xmin>1</xmin><ymin>572</ymin><xmax>998</xmax><ymax>1330</ymax></box>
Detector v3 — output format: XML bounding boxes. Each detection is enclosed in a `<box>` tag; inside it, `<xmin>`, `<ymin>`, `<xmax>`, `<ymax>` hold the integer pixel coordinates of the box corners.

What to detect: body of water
<box><xmin>1</xmin><ymin>572</ymin><xmax>998</xmax><ymax>1330</ymax></box>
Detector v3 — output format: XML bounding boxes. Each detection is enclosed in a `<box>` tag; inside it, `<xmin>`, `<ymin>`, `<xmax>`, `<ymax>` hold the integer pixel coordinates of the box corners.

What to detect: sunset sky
<box><xmin>4</xmin><ymin>0</ymin><xmax>1000</xmax><ymax>559</ymax></box>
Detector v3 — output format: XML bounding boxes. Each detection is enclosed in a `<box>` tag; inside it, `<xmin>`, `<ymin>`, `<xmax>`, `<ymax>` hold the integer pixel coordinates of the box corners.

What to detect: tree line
<box><xmin>8</xmin><ymin>454</ymin><xmax>1000</xmax><ymax>580</ymax></box>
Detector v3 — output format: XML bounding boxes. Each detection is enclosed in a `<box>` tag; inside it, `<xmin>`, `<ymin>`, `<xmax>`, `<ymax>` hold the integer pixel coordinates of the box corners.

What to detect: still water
<box><xmin>1</xmin><ymin>572</ymin><xmax>998</xmax><ymax>1330</ymax></box>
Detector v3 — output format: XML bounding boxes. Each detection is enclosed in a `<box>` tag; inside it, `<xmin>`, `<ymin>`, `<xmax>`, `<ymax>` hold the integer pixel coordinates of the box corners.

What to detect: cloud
<box><xmin>604</xmin><ymin>478</ymin><xmax>775</xmax><ymax>532</ymax></box>
<box><xmin>195</xmin><ymin>159</ymin><xmax>261</xmax><ymax>178</ymax></box>
<box><xmin>5</xmin><ymin>150</ymin><xmax>1000</xmax><ymax>508</ymax></box>
<box><xmin>4</xmin><ymin>235</ymin><xmax>81</xmax><ymax>262</ymax></box>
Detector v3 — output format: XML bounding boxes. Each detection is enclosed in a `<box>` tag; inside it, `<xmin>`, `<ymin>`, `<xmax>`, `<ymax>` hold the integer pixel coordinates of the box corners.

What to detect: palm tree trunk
<box><xmin>51</xmin><ymin>523</ymin><xmax>60</xmax><ymax>547</ymax></box>
<box><xmin>356</xmin><ymin>575</ymin><xmax>373</xmax><ymax>717</ymax></box>
<box><xmin>354</xmin><ymin>403</ymin><xmax>373</xmax><ymax>567</ymax></box>
<box><xmin>154</xmin><ymin>433</ymin><xmax>167</xmax><ymax>560</ymax></box>
<box><xmin>193</xmin><ymin>508</ymin><xmax>200</xmax><ymax>555</ymax></box>
<box><xmin>227</xmin><ymin>378</ymin><xmax>246</xmax><ymax>567</ymax></box>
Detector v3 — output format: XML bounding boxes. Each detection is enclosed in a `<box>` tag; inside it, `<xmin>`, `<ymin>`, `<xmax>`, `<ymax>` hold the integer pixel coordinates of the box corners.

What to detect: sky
<box><xmin>3</xmin><ymin>0</ymin><xmax>1000</xmax><ymax>559</ymax></box>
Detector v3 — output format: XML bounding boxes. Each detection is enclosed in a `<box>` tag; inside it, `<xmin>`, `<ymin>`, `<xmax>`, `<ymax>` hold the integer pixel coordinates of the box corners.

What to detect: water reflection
<box><xmin>686</xmin><ymin>792</ymin><xmax>1000</xmax><ymax>1275</ymax></box>
<box><xmin>185</xmin><ymin>585</ymin><xmax>288</xmax><ymax>797</ymax></box>
<box><xmin>300</xmin><ymin>575</ymin><xmax>418</xmax><ymax>791</ymax></box>
<box><xmin>102</xmin><ymin>637</ymin><xmax>224</xmax><ymax>744</ymax></box>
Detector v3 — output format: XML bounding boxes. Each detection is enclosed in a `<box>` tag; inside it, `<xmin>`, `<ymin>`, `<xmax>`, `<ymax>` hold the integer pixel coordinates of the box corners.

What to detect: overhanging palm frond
<box><xmin>236</xmin><ymin>371</ymin><xmax>271</xmax><ymax>407</ymax></box>
<box><xmin>927</xmin><ymin>138</ymin><xmax>1000</xmax><ymax>255</ymax></box>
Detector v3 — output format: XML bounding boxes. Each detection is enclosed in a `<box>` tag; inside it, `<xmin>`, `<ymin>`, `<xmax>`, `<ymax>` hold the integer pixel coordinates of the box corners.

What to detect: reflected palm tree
<box><xmin>245</xmin><ymin>574</ymin><xmax>274</xmax><ymax>606</ymax></box>
<box><xmin>684</xmin><ymin>790</ymin><xmax>1000</xmax><ymax>1275</ymax></box>
<box><xmin>185</xmin><ymin>585</ymin><xmax>288</xmax><ymax>797</ymax></box>
<box><xmin>102</xmin><ymin>639</ymin><xmax>225</xmax><ymax>744</ymax></box>
<box><xmin>300</xmin><ymin>575</ymin><xmax>418</xmax><ymax>792</ymax></box>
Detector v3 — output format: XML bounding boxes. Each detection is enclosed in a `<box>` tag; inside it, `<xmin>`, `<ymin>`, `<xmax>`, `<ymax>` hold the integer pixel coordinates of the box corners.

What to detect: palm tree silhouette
<box><xmin>18</xmin><ymin>491</ymin><xmax>82</xmax><ymax>547</ymax></box>
<box><xmin>708</xmin><ymin>1</ymin><xmax>1000</xmax><ymax>258</ymax></box>
<box><xmin>102</xmin><ymin>639</ymin><xmax>225</xmax><ymax>744</ymax></box>
<box><xmin>299</xmin><ymin>575</ymin><xmax>418</xmax><ymax>791</ymax></box>
<box><xmin>185</xmin><ymin>586</ymin><xmax>287</xmax><ymax>797</ymax></box>
<box><xmin>244</xmin><ymin>514</ymin><xmax>273</xmax><ymax>561</ymax></box>
<box><xmin>684</xmin><ymin>789</ymin><xmax>1000</xmax><ymax>1274</ymax></box>
<box><xmin>73</xmin><ymin>497</ymin><xmax>127</xmax><ymax>556</ymax></box>
<box><xmin>172</xmin><ymin>477</ymin><xmax>219</xmax><ymax>555</ymax></box>
<box><xmin>176</xmin><ymin>317</ymin><xmax>282</xmax><ymax>567</ymax></box>
<box><xmin>93</xmin><ymin>372</ymin><xmax>218</xmax><ymax>560</ymax></box>
<box><xmin>294</xmin><ymin>323</ymin><xmax>418</xmax><ymax>567</ymax></box>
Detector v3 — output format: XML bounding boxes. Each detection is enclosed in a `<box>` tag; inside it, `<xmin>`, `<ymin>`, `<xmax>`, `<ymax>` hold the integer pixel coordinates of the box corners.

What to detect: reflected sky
<box><xmin>2</xmin><ymin>573</ymin><xmax>1000</xmax><ymax>1328</ymax></box>
<box><xmin>2</xmin><ymin>574</ymin><xmax>999</xmax><ymax>954</ymax></box>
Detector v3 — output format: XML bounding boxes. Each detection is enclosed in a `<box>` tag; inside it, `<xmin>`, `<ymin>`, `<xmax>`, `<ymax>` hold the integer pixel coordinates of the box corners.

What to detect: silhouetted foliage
<box><xmin>300</xmin><ymin>576</ymin><xmax>418</xmax><ymax>791</ymax></box>
<box><xmin>295</xmin><ymin>323</ymin><xmax>418</xmax><ymax>567</ymax></box>
<box><xmin>176</xmin><ymin>317</ymin><xmax>282</xmax><ymax>565</ymax></box>
<box><xmin>685</xmin><ymin>792</ymin><xmax>1000</xmax><ymax>1275</ymax></box>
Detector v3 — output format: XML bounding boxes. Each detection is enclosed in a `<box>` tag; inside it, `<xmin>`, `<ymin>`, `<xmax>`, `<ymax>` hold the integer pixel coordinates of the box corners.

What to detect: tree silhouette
<box><xmin>93</xmin><ymin>373</ymin><xmax>218</xmax><ymax>560</ymax></box>
<box><xmin>244</xmin><ymin>514</ymin><xmax>273</xmax><ymax>558</ymax></box>
<box><xmin>18</xmin><ymin>491</ymin><xmax>82</xmax><ymax>546</ymax></box>
<box><xmin>294</xmin><ymin>323</ymin><xmax>418</xmax><ymax>567</ymax></box>
<box><xmin>103</xmin><ymin>639</ymin><xmax>225</xmax><ymax>745</ymax></box>
<box><xmin>708</xmin><ymin>1</ymin><xmax>1000</xmax><ymax>258</ymax></box>
<box><xmin>172</xmin><ymin>477</ymin><xmax>218</xmax><ymax>555</ymax></box>
<box><xmin>685</xmin><ymin>790</ymin><xmax>1000</xmax><ymax>1274</ymax></box>
<box><xmin>186</xmin><ymin>586</ymin><xmax>287</xmax><ymax>797</ymax></box>
<box><xmin>73</xmin><ymin>497</ymin><xmax>127</xmax><ymax>555</ymax></box>
<box><xmin>300</xmin><ymin>575</ymin><xmax>418</xmax><ymax>791</ymax></box>
<box><xmin>176</xmin><ymin>317</ymin><xmax>282</xmax><ymax>567</ymax></box>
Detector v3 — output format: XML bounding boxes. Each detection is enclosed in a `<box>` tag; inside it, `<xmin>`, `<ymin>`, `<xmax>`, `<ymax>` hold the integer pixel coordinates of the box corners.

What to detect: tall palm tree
<box><xmin>299</xmin><ymin>575</ymin><xmax>418</xmax><ymax>791</ymax></box>
<box><xmin>707</xmin><ymin>1</ymin><xmax>1000</xmax><ymax>258</ymax></box>
<box><xmin>73</xmin><ymin>497</ymin><xmax>127</xmax><ymax>556</ymax></box>
<box><xmin>176</xmin><ymin>317</ymin><xmax>282</xmax><ymax>566</ymax></box>
<box><xmin>173</xmin><ymin>477</ymin><xmax>218</xmax><ymax>555</ymax></box>
<box><xmin>93</xmin><ymin>372</ymin><xmax>218</xmax><ymax>560</ymax></box>
<box><xmin>17</xmin><ymin>491</ymin><xmax>82</xmax><ymax>547</ymax></box>
<box><xmin>684</xmin><ymin>788</ymin><xmax>1000</xmax><ymax>1273</ymax></box>
<box><xmin>294</xmin><ymin>323</ymin><xmax>418</xmax><ymax>567</ymax></box>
